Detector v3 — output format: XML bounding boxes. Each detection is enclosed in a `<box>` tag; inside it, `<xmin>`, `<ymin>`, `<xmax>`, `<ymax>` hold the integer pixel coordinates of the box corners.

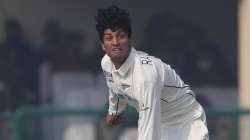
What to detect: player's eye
<box><xmin>104</xmin><ymin>36</ymin><xmax>113</xmax><ymax>41</ymax></box>
<box><xmin>117</xmin><ymin>33</ymin><xmax>127</xmax><ymax>40</ymax></box>
<box><xmin>119</xmin><ymin>34</ymin><xmax>126</xmax><ymax>39</ymax></box>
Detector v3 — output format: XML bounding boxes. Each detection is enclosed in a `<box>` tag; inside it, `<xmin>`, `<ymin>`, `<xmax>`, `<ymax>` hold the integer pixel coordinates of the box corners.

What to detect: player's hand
<box><xmin>106</xmin><ymin>113</ymin><xmax>124</xmax><ymax>126</ymax></box>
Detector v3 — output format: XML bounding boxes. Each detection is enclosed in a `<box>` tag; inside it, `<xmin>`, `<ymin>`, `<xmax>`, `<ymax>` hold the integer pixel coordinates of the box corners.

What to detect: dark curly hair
<box><xmin>96</xmin><ymin>5</ymin><xmax>132</xmax><ymax>42</ymax></box>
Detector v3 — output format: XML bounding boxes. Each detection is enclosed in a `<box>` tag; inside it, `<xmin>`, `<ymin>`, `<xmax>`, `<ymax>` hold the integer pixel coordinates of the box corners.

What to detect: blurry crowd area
<box><xmin>0</xmin><ymin>18</ymin><xmax>104</xmax><ymax>112</ymax></box>
<box><xmin>0</xmin><ymin>15</ymin><xmax>237</xmax><ymax>112</ymax></box>
<box><xmin>141</xmin><ymin>12</ymin><xmax>237</xmax><ymax>87</ymax></box>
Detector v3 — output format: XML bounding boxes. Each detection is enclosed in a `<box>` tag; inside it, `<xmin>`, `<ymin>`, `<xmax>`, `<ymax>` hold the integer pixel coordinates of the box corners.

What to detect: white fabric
<box><xmin>161</xmin><ymin>111</ymin><xmax>209</xmax><ymax>140</ymax></box>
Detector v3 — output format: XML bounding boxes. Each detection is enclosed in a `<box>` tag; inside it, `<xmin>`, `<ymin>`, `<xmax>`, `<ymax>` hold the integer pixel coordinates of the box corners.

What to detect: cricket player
<box><xmin>96</xmin><ymin>5</ymin><xmax>209</xmax><ymax>140</ymax></box>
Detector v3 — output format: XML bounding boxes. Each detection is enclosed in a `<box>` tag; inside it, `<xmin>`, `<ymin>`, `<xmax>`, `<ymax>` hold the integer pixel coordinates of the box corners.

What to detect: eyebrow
<box><xmin>116</xmin><ymin>30</ymin><xmax>126</xmax><ymax>35</ymax></box>
<box><xmin>103</xmin><ymin>33</ymin><xmax>112</xmax><ymax>36</ymax></box>
<box><xmin>104</xmin><ymin>29</ymin><xmax>126</xmax><ymax>36</ymax></box>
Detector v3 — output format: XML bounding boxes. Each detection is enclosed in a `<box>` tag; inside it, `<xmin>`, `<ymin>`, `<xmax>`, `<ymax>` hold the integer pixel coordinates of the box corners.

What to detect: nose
<box><xmin>112</xmin><ymin>37</ymin><xmax>119</xmax><ymax>45</ymax></box>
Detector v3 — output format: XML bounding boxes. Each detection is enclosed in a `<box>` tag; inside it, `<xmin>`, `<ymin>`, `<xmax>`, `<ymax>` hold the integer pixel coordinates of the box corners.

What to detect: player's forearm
<box><xmin>108</xmin><ymin>98</ymin><xmax>127</xmax><ymax>115</ymax></box>
<box><xmin>109</xmin><ymin>90</ymin><xmax>127</xmax><ymax>115</ymax></box>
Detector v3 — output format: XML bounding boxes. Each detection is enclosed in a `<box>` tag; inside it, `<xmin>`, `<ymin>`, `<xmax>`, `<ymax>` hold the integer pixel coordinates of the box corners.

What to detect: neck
<box><xmin>113</xmin><ymin>58</ymin><xmax>125</xmax><ymax>69</ymax></box>
<box><xmin>111</xmin><ymin>47</ymin><xmax>132</xmax><ymax>70</ymax></box>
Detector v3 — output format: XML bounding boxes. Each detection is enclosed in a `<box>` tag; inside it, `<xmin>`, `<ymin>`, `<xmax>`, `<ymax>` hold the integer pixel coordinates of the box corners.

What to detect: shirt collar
<box><xmin>113</xmin><ymin>47</ymin><xmax>136</xmax><ymax>76</ymax></box>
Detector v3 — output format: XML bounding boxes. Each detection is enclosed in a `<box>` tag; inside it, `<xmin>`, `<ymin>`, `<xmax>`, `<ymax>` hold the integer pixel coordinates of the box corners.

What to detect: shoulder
<box><xmin>101</xmin><ymin>54</ymin><xmax>112</xmax><ymax>71</ymax></box>
<box><xmin>136</xmin><ymin>50</ymin><xmax>170</xmax><ymax>80</ymax></box>
<box><xmin>134</xmin><ymin>50</ymin><xmax>165</xmax><ymax>77</ymax></box>
<box><xmin>133</xmin><ymin>50</ymin><xmax>166</xmax><ymax>87</ymax></box>
<box><xmin>135</xmin><ymin>50</ymin><xmax>164</xmax><ymax>68</ymax></box>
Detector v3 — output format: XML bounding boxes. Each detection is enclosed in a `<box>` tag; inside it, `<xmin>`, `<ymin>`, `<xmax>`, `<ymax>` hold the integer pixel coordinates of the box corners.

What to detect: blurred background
<box><xmin>0</xmin><ymin>0</ymin><xmax>244</xmax><ymax>140</ymax></box>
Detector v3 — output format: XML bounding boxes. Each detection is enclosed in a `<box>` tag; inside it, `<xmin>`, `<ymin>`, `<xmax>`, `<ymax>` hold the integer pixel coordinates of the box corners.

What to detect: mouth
<box><xmin>112</xmin><ymin>48</ymin><xmax>122</xmax><ymax>53</ymax></box>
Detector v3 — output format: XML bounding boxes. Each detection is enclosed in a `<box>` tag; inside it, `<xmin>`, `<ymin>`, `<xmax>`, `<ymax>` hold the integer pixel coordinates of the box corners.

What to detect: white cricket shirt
<box><xmin>101</xmin><ymin>47</ymin><xmax>204</xmax><ymax>140</ymax></box>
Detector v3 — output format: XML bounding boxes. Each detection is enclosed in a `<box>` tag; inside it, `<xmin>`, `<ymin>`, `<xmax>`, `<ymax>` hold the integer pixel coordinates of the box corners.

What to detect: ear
<box><xmin>99</xmin><ymin>41</ymin><xmax>106</xmax><ymax>51</ymax></box>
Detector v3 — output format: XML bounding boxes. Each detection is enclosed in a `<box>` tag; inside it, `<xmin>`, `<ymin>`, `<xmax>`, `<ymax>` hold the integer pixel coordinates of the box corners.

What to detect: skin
<box><xmin>100</xmin><ymin>28</ymin><xmax>131</xmax><ymax>125</ymax></box>
<box><xmin>100</xmin><ymin>28</ymin><xmax>131</xmax><ymax>69</ymax></box>
<box><xmin>106</xmin><ymin>113</ymin><xmax>124</xmax><ymax>126</ymax></box>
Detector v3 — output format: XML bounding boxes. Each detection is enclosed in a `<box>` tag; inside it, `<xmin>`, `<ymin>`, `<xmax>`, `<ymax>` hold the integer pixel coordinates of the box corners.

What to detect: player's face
<box><xmin>101</xmin><ymin>28</ymin><xmax>131</xmax><ymax>65</ymax></box>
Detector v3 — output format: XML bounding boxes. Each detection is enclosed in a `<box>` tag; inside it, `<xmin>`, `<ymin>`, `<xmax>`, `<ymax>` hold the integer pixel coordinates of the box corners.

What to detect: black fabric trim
<box><xmin>164</xmin><ymin>85</ymin><xmax>190</xmax><ymax>88</ymax></box>
<box><xmin>160</xmin><ymin>98</ymin><xmax>169</xmax><ymax>103</ymax></box>
<box><xmin>115</xmin><ymin>98</ymin><xmax>119</xmax><ymax>116</ymax></box>
<box><xmin>186</xmin><ymin>92</ymin><xmax>195</xmax><ymax>97</ymax></box>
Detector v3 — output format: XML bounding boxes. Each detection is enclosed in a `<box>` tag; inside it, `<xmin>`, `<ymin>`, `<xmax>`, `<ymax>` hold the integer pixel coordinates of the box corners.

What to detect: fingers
<box><xmin>106</xmin><ymin>114</ymin><xmax>124</xmax><ymax>126</ymax></box>
<box><xmin>112</xmin><ymin>114</ymin><xmax>124</xmax><ymax>125</ymax></box>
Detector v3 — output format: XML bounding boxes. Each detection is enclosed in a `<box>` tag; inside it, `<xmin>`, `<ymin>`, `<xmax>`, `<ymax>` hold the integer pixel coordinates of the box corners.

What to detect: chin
<box><xmin>111</xmin><ymin>55</ymin><xmax>123</xmax><ymax>60</ymax></box>
<box><xmin>110</xmin><ymin>54</ymin><xmax>125</xmax><ymax>61</ymax></box>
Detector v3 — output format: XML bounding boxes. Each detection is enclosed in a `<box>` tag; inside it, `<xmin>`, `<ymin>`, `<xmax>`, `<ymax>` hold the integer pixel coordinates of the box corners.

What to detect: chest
<box><xmin>107</xmin><ymin>71</ymin><xmax>136</xmax><ymax>101</ymax></box>
<box><xmin>107</xmin><ymin>70</ymin><xmax>157</xmax><ymax>102</ymax></box>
